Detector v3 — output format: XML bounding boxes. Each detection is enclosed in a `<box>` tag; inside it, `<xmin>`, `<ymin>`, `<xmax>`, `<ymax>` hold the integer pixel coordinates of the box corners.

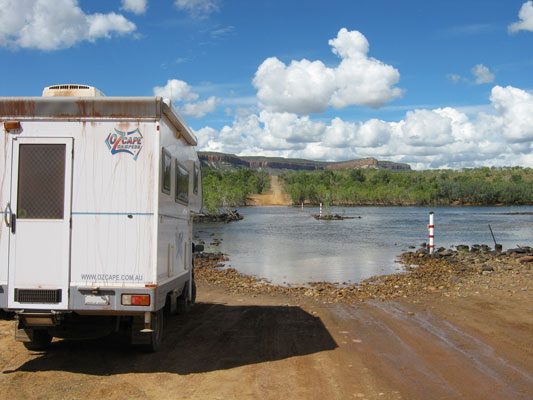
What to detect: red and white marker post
<box><xmin>428</xmin><ymin>211</ymin><xmax>435</xmax><ymax>254</ymax></box>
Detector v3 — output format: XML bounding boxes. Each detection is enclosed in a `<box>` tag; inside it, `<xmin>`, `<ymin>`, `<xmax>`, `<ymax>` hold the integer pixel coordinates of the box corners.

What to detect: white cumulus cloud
<box><xmin>195</xmin><ymin>85</ymin><xmax>533</xmax><ymax>169</ymax></box>
<box><xmin>253</xmin><ymin>28</ymin><xmax>402</xmax><ymax>115</ymax></box>
<box><xmin>472</xmin><ymin>64</ymin><xmax>495</xmax><ymax>84</ymax></box>
<box><xmin>254</xmin><ymin>57</ymin><xmax>336</xmax><ymax>114</ymax></box>
<box><xmin>490</xmin><ymin>85</ymin><xmax>533</xmax><ymax>142</ymax></box>
<box><xmin>448</xmin><ymin>64</ymin><xmax>495</xmax><ymax>85</ymax></box>
<box><xmin>153</xmin><ymin>79</ymin><xmax>199</xmax><ymax>102</ymax></box>
<box><xmin>181</xmin><ymin>96</ymin><xmax>218</xmax><ymax>118</ymax></box>
<box><xmin>509</xmin><ymin>1</ymin><xmax>533</xmax><ymax>33</ymax></box>
<box><xmin>121</xmin><ymin>0</ymin><xmax>147</xmax><ymax>15</ymax></box>
<box><xmin>400</xmin><ymin>109</ymin><xmax>455</xmax><ymax>147</ymax></box>
<box><xmin>153</xmin><ymin>79</ymin><xmax>218</xmax><ymax>118</ymax></box>
<box><xmin>0</xmin><ymin>0</ymin><xmax>136</xmax><ymax>51</ymax></box>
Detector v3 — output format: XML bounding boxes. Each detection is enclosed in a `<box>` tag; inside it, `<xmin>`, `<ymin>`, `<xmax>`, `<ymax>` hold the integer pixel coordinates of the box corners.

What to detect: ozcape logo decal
<box><xmin>105</xmin><ymin>128</ymin><xmax>143</xmax><ymax>160</ymax></box>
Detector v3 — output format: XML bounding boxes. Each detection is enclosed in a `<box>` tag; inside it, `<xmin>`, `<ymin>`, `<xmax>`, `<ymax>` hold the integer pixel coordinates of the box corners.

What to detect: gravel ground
<box><xmin>0</xmin><ymin>247</ymin><xmax>530</xmax><ymax>400</ymax></box>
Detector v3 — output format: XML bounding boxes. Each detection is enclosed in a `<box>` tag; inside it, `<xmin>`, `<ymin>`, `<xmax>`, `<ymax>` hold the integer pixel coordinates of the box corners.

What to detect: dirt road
<box><xmin>247</xmin><ymin>175</ymin><xmax>291</xmax><ymax>206</ymax></box>
<box><xmin>0</xmin><ymin>280</ymin><xmax>531</xmax><ymax>400</ymax></box>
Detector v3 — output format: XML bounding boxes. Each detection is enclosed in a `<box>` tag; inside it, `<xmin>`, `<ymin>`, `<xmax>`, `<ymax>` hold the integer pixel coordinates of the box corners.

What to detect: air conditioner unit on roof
<box><xmin>42</xmin><ymin>84</ymin><xmax>105</xmax><ymax>97</ymax></box>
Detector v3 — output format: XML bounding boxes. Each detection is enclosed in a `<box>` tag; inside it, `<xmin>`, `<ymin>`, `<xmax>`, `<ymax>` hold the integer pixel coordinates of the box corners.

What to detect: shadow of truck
<box><xmin>7</xmin><ymin>302</ymin><xmax>338</xmax><ymax>375</ymax></box>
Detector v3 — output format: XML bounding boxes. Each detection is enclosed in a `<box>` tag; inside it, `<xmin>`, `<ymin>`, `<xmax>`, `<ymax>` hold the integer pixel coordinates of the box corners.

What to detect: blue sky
<box><xmin>1</xmin><ymin>0</ymin><xmax>532</xmax><ymax>168</ymax></box>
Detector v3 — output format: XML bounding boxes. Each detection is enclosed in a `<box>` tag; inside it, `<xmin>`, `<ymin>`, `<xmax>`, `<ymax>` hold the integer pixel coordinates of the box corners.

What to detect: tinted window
<box><xmin>162</xmin><ymin>148</ymin><xmax>171</xmax><ymax>195</ymax></box>
<box><xmin>175</xmin><ymin>162</ymin><xmax>189</xmax><ymax>204</ymax></box>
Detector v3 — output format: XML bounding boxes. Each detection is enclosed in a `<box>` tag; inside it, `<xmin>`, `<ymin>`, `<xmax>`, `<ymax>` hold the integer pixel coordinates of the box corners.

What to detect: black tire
<box><xmin>177</xmin><ymin>279</ymin><xmax>196</xmax><ymax>314</ymax></box>
<box><xmin>0</xmin><ymin>310</ymin><xmax>15</xmax><ymax>320</ymax></box>
<box><xmin>144</xmin><ymin>309</ymin><xmax>163</xmax><ymax>353</ymax></box>
<box><xmin>190</xmin><ymin>279</ymin><xmax>197</xmax><ymax>305</ymax></box>
<box><xmin>23</xmin><ymin>330</ymin><xmax>52</xmax><ymax>351</ymax></box>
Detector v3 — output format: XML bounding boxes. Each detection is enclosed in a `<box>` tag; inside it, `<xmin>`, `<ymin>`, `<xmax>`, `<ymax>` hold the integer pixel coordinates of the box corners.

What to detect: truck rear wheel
<box><xmin>23</xmin><ymin>330</ymin><xmax>52</xmax><ymax>351</ymax></box>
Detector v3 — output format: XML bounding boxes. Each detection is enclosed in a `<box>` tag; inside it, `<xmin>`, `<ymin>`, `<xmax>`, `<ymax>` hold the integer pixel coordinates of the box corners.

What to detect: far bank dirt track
<box><xmin>247</xmin><ymin>175</ymin><xmax>291</xmax><ymax>206</ymax></box>
<box><xmin>0</xmin><ymin>276</ymin><xmax>531</xmax><ymax>400</ymax></box>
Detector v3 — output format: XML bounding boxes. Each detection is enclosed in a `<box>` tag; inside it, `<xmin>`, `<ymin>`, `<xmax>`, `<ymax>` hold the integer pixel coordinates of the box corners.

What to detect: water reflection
<box><xmin>194</xmin><ymin>206</ymin><xmax>533</xmax><ymax>285</ymax></box>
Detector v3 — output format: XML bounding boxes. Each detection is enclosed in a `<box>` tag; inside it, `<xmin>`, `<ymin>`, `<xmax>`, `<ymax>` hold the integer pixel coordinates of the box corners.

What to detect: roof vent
<box><xmin>42</xmin><ymin>84</ymin><xmax>105</xmax><ymax>97</ymax></box>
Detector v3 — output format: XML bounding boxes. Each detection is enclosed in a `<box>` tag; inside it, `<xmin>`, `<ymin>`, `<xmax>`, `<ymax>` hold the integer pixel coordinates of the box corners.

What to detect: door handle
<box><xmin>4</xmin><ymin>203</ymin><xmax>11</xmax><ymax>228</ymax></box>
<box><xmin>11</xmin><ymin>213</ymin><xmax>16</xmax><ymax>234</ymax></box>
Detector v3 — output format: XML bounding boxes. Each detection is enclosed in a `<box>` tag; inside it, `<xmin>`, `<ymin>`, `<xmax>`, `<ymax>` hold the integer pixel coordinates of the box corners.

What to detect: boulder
<box><xmin>479</xmin><ymin>244</ymin><xmax>491</xmax><ymax>253</ymax></box>
<box><xmin>506</xmin><ymin>247</ymin><xmax>528</xmax><ymax>255</ymax></box>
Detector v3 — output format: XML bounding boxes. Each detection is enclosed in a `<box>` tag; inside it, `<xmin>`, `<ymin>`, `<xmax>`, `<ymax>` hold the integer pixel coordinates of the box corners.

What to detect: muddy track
<box><xmin>0</xmin><ymin>281</ymin><xmax>531</xmax><ymax>399</ymax></box>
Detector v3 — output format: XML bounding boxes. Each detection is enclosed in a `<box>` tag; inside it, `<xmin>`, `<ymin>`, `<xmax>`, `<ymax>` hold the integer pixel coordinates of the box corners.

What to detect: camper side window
<box><xmin>162</xmin><ymin>148</ymin><xmax>171</xmax><ymax>195</ymax></box>
<box><xmin>175</xmin><ymin>161</ymin><xmax>189</xmax><ymax>205</ymax></box>
<box><xmin>193</xmin><ymin>164</ymin><xmax>200</xmax><ymax>195</ymax></box>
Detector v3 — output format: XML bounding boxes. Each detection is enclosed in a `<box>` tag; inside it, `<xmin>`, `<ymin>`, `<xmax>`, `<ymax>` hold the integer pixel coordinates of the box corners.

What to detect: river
<box><xmin>194</xmin><ymin>206</ymin><xmax>533</xmax><ymax>285</ymax></box>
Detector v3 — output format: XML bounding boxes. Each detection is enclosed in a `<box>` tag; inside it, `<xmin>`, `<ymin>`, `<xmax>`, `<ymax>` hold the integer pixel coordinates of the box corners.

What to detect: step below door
<box><xmin>7</xmin><ymin>137</ymin><xmax>73</xmax><ymax>310</ymax></box>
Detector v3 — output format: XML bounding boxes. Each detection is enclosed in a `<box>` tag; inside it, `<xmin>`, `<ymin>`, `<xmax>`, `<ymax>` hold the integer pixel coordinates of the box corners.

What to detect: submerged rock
<box><xmin>312</xmin><ymin>213</ymin><xmax>358</xmax><ymax>220</ymax></box>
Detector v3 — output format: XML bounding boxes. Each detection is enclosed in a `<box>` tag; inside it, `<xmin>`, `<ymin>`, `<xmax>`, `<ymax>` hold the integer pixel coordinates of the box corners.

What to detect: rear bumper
<box><xmin>70</xmin><ymin>273</ymin><xmax>189</xmax><ymax>313</ymax></box>
<box><xmin>69</xmin><ymin>286</ymin><xmax>158</xmax><ymax>313</ymax></box>
<box><xmin>3</xmin><ymin>273</ymin><xmax>189</xmax><ymax>314</ymax></box>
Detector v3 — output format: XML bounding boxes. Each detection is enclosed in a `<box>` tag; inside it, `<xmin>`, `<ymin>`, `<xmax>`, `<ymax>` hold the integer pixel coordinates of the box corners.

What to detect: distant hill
<box><xmin>198</xmin><ymin>151</ymin><xmax>411</xmax><ymax>171</ymax></box>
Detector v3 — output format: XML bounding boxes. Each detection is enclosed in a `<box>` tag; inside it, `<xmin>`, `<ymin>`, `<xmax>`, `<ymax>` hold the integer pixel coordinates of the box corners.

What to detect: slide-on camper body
<box><xmin>0</xmin><ymin>85</ymin><xmax>202</xmax><ymax>351</ymax></box>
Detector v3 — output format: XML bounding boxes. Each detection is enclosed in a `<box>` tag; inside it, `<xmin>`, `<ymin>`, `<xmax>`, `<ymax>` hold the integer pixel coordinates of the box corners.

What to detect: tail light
<box><xmin>121</xmin><ymin>294</ymin><xmax>150</xmax><ymax>306</ymax></box>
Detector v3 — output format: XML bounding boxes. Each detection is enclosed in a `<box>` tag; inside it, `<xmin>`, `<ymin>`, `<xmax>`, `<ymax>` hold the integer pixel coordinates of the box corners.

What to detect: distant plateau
<box><xmin>198</xmin><ymin>151</ymin><xmax>411</xmax><ymax>171</ymax></box>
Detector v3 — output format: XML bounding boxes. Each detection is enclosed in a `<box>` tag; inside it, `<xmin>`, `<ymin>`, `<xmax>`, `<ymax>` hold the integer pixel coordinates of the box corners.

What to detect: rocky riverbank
<box><xmin>194</xmin><ymin>245</ymin><xmax>532</xmax><ymax>303</ymax></box>
<box><xmin>193</xmin><ymin>209</ymin><xmax>243</xmax><ymax>223</ymax></box>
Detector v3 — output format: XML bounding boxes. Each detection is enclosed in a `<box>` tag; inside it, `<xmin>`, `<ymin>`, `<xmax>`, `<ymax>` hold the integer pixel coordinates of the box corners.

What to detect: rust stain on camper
<box><xmin>75</xmin><ymin>100</ymin><xmax>101</xmax><ymax>118</ymax></box>
<box><xmin>117</xmin><ymin>121</ymin><xmax>133</xmax><ymax>131</ymax></box>
<box><xmin>0</xmin><ymin>98</ymin><xmax>161</xmax><ymax>121</ymax></box>
<box><xmin>0</xmin><ymin>100</ymin><xmax>36</xmax><ymax>118</ymax></box>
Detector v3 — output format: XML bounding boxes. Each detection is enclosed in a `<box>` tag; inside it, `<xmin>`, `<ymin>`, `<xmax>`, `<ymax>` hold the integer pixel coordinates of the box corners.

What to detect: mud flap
<box><xmin>130</xmin><ymin>311</ymin><xmax>163</xmax><ymax>352</ymax></box>
<box><xmin>15</xmin><ymin>321</ymin><xmax>32</xmax><ymax>343</ymax></box>
<box><xmin>130</xmin><ymin>316</ymin><xmax>151</xmax><ymax>345</ymax></box>
<box><xmin>168</xmin><ymin>290</ymin><xmax>179</xmax><ymax>315</ymax></box>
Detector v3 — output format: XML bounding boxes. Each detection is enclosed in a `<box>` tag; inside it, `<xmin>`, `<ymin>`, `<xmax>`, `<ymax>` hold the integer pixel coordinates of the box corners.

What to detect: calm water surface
<box><xmin>194</xmin><ymin>206</ymin><xmax>533</xmax><ymax>285</ymax></box>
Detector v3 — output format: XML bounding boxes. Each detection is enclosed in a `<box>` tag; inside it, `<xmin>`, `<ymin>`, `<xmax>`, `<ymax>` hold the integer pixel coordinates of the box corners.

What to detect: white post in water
<box><xmin>319</xmin><ymin>203</ymin><xmax>323</xmax><ymax>217</ymax></box>
<box><xmin>428</xmin><ymin>212</ymin><xmax>435</xmax><ymax>254</ymax></box>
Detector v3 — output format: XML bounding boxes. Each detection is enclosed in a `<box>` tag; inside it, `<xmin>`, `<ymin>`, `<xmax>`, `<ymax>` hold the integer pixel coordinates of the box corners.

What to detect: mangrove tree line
<box><xmin>202</xmin><ymin>168</ymin><xmax>270</xmax><ymax>212</ymax></box>
<box><xmin>280</xmin><ymin>167</ymin><xmax>533</xmax><ymax>206</ymax></box>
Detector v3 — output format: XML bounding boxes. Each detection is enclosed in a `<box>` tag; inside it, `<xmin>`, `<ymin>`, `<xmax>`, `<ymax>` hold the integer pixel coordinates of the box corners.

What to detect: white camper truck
<box><xmin>0</xmin><ymin>85</ymin><xmax>202</xmax><ymax>351</ymax></box>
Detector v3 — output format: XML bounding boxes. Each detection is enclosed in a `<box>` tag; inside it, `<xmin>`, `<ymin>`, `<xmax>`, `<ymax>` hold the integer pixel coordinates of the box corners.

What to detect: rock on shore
<box><xmin>194</xmin><ymin>245</ymin><xmax>532</xmax><ymax>303</ymax></box>
<box><xmin>193</xmin><ymin>210</ymin><xmax>243</xmax><ymax>223</ymax></box>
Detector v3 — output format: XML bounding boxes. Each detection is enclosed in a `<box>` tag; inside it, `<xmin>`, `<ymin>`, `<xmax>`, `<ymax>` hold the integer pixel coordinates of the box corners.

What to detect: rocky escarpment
<box><xmin>198</xmin><ymin>152</ymin><xmax>411</xmax><ymax>171</ymax></box>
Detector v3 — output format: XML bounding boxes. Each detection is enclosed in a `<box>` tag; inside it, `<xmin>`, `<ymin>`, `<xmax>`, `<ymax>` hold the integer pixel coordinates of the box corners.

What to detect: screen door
<box><xmin>8</xmin><ymin>137</ymin><xmax>73</xmax><ymax>310</ymax></box>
